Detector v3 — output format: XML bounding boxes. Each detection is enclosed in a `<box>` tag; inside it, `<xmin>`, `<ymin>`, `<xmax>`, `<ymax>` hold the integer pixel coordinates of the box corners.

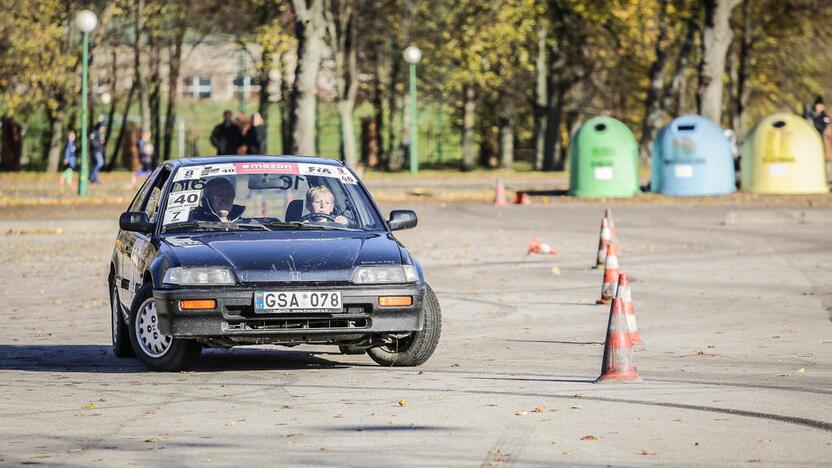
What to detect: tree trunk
<box><xmin>324</xmin><ymin>0</ymin><xmax>358</xmax><ymax>165</ymax></box>
<box><xmin>290</xmin><ymin>0</ymin><xmax>326</xmax><ymax>155</ymax></box>
<box><xmin>696</xmin><ymin>0</ymin><xmax>741</xmax><ymax>124</ymax></box>
<box><xmin>163</xmin><ymin>32</ymin><xmax>184</xmax><ymax>160</ymax></box>
<box><xmin>280</xmin><ymin>51</ymin><xmax>294</xmax><ymax>154</ymax></box>
<box><xmin>45</xmin><ymin>108</ymin><xmax>65</xmax><ymax>173</ymax></box>
<box><xmin>371</xmin><ymin>52</ymin><xmax>385</xmax><ymax>168</ymax></box>
<box><xmin>732</xmin><ymin>0</ymin><xmax>752</xmax><ymax>137</ymax></box>
<box><xmin>103</xmin><ymin>48</ymin><xmax>119</xmax><ymax>166</ymax></box>
<box><xmin>385</xmin><ymin>39</ymin><xmax>402</xmax><ymax>170</ymax></box>
<box><xmin>542</xmin><ymin>82</ymin><xmax>565</xmax><ymax>172</ymax></box>
<box><xmin>461</xmin><ymin>84</ymin><xmax>477</xmax><ymax>172</ymax></box>
<box><xmin>148</xmin><ymin>36</ymin><xmax>162</xmax><ymax>162</ymax></box>
<box><xmin>107</xmin><ymin>83</ymin><xmax>136</xmax><ymax>170</ymax></box>
<box><xmin>499</xmin><ymin>113</ymin><xmax>515</xmax><ymax>170</ymax></box>
<box><xmin>135</xmin><ymin>0</ymin><xmax>151</xmax><ymax>133</ymax></box>
<box><xmin>665</xmin><ymin>16</ymin><xmax>698</xmax><ymax>116</ymax></box>
<box><xmin>533</xmin><ymin>20</ymin><xmax>548</xmax><ymax>170</ymax></box>
<box><xmin>639</xmin><ymin>0</ymin><xmax>671</xmax><ymax>162</ymax></box>
<box><xmin>257</xmin><ymin>47</ymin><xmax>273</xmax><ymax>153</ymax></box>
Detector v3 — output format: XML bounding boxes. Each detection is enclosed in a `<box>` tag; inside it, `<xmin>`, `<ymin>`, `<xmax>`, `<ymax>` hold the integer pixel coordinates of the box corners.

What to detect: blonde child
<box><xmin>305</xmin><ymin>186</ymin><xmax>349</xmax><ymax>225</ymax></box>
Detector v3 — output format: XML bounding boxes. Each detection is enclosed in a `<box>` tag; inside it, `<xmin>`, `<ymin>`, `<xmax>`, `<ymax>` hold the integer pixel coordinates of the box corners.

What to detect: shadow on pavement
<box><xmin>0</xmin><ymin>344</ymin><xmax>355</xmax><ymax>373</ymax></box>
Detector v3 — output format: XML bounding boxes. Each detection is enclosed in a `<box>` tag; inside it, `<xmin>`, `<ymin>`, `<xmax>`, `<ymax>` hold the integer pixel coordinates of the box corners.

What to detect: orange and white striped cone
<box><xmin>593</xmin><ymin>217</ymin><xmax>611</xmax><ymax>269</ymax></box>
<box><xmin>597</xmin><ymin>244</ymin><xmax>619</xmax><ymax>304</ymax></box>
<box><xmin>604</xmin><ymin>208</ymin><xmax>619</xmax><ymax>249</ymax></box>
<box><xmin>527</xmin><ymin>235</ymin><xmax>557</xmax><ymax>255</ymax></box>
<box><xmin>614</xmin><ymin>272</ymin><xmax>642</xmax><ymax>346</ymax></box>
<box><xmin>514</xmin><ymin>192</ymin><xmax>531</xmax><ymax>205</ymax></box>
<box><xmin>493</xmin><ymin>178</ymin><xmax>508</xmax><ymax>206</ymax></box>
<box><xmin>596</xmin><ymin>297</ymin><xmax>642</xmax><ymax>383</ymax></box>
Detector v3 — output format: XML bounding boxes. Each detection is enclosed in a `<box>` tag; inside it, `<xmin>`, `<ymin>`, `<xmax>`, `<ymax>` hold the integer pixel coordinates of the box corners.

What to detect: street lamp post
<box><xmin>403</xmin><ymin>46</ymin><xmax>422</xmax><ymax>175</ymax></box>
<box><xmin>76</xmin><ymin>10</ymin><xmax>97</xmax><ymax>197</ymax></box>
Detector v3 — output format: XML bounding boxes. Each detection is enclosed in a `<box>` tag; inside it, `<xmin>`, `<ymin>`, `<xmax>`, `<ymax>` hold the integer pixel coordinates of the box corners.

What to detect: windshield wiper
<box><xmin>258</xmin><ymin>220</ymin><xmax>358</xmax><ymax>231</ymax></box>
<box><xmin>164</xmin><ymin>220</ymin><xmax>267</xmax><ymax>232</ymax></box>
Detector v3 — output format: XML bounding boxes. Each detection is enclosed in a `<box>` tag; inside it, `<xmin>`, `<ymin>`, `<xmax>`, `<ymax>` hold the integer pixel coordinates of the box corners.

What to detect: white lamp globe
<box><xmin>403</xmin><ymin>46</ymin><xmax>422</xmax><ymax>64</ymax></box>
<box><xmin>75</xmin><ymin>10</ymin><xmax>98</xmax><ymax>33</ymax></box>
<box><xmin>100</xmin><ymin>92</ymin><xmax>111</xmax><ymax>105</ymax></box>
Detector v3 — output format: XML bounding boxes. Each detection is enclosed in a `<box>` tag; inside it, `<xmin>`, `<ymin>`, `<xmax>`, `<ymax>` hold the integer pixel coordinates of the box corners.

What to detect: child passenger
<box><xmin>305</xmin><ymin>185</ymin><xmax>349</xmax><ymax>225</ymax></box>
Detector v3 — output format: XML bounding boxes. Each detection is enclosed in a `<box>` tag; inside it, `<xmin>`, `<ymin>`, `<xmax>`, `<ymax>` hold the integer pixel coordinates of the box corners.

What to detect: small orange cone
<box><xmin>596</xmin><ymin>297</ymin><xmax>642</xmax><ymax>383</ymax></box>
<box><xmin>514</xmin><ymin>192</ymin><xmax>531</xmax><ymax>205</ymax></box>
<box><xmin>596</xmin><ymin>244</ymin><xmax>619</xmax><ymax>304</ymax></box>
<box><xmin>604</xmin><ymin>208</ymin><xmax>619</xmax><ymax>248</ymax></box>
<box><xmin>493</xmin><ymin>178</ymin><xmax>508</xmax><ymax>206</ymax></box>
<box><xmin>527</xmin><ymin>235</ymin><xmax>557</xmax><ymax>255</ymax></box>
<box><xmin>593</xmin><ymin>217</ymin><xmax>611</xmax><ymax>269</ymax></box>
<box><xmin>614</xmin><ymin>272</ymin><xmax>642</xmax><ymax>346</ymax></box>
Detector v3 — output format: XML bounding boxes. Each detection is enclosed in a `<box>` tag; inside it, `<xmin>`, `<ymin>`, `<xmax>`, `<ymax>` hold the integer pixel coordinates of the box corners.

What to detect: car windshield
<box><xmin>160</xmin><ymin>161</ymin><xmax>383</xmax><ymax>232</ymax></box>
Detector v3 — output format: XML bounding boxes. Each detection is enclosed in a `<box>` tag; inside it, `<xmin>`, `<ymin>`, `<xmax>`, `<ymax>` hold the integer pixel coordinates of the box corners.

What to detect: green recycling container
<box><xmin>569</xmin><ymin>116</ymin><xmax>640</xmax><ymax>198</ymax></box>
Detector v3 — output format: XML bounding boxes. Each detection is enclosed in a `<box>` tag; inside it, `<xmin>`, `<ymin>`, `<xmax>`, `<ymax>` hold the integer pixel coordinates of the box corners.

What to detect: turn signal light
<box><xmin>378</xmin><ymin>296</ymin><xmax>413</xmax><ymax>307</ymax></box>
<box><xmin>180</xmin><ymin>299</ymin><xmax>217</xmax><ymax>310</ymax></box>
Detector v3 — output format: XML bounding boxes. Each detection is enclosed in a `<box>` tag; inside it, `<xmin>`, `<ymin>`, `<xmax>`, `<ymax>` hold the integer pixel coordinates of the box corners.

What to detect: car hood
<box><xmin>162</xmin><ymin>230</ymin><xmax>403</xmax><ymax>283</ymax></box>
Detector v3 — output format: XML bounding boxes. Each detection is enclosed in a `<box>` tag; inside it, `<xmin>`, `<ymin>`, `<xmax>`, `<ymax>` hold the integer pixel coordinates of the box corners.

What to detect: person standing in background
<box><xmin>247</xmin><ymin>112</ymin><xmax>267</xmax><ymax>154</ymax></box>
<box><xmin>59</xmin><ymin>130</ymin><xmax>77</xmax><ymax>189</ymax></box>
<box><xmin>89</xmin><ymin>122</ymin><xmax>105</xmax><ymax>184</ymax></box>
<box><xmin>806</xmin><ymin>96</ymin><xmax>832</xmax><ymax>179</ymax></box>
<box><xmin>132</xmin><ymin>130</ymin><xmax>155</xmax><ymax>186</ymax></box>
<box><xmin>236</xmin><ymin>113</ymin><xmax>252</xmax><ymax>155</ymax></box>
<box><xmin>210</xmin><ymin>110</ymin><xmax>243</xmax><ymax>155</ymax></box>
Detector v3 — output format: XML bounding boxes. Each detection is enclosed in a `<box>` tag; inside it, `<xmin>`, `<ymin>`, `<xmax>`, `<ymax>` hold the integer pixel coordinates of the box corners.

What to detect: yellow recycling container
<box><xmin>741</xmin><ymin>113</ymin><xmax>829</xmax><ymax>194</ymax></box>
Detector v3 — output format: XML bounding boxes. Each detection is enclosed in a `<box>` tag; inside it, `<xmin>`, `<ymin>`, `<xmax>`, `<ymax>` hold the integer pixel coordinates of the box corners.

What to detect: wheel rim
<box><xmin>135</xmin><ymin>299</ymin><xmax>172</xmax><ymax>358</ymax></box>
<box><xmin>379</xmin><ymin>333</ymin><xmax>415</xmax><ymax>353</ymax></box>
<box><xmin>111</xmin><ymin>285</ymin><xmax>119</xmax><ymax>343</ymax></box>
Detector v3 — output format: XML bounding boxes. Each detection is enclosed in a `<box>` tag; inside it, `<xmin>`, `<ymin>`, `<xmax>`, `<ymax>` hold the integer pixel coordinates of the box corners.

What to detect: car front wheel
<box><xmin>367</xmin><ymin>285</ymin><xmax>442</xmax><ymax>367</ymax></box>
<box><xmin>128</xmin><ymin>284</ymin><xmax>201</xmax><ymax>372</ymax></box>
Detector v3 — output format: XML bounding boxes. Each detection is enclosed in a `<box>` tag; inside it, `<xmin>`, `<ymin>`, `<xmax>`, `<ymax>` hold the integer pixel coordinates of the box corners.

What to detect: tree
<box><xmin>324</xmin><ymin>0</ymin><xmax>359</xmax><ymax>166</ymax></box>
<box><xmin>289</xmin><ymin>0</ymin><xmax>326</xmax><ymax>155</ymax></box>
<box><xmin>696</xmin><ymin>0</ymin><xmax>742</xmax><ymax>124</ymax></box>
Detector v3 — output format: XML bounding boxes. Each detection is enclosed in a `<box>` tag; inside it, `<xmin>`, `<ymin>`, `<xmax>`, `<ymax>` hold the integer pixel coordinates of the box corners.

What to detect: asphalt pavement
<box><xmin>1</xmin><ymin>201</ymin><xmax>831</xmax><ymax>466</ymax></box>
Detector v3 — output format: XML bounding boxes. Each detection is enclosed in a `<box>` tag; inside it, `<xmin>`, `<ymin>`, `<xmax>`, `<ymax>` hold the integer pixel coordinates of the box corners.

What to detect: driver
<box><xmin>305</xmin><ymin>185</ymin><xmax>349</xmax><ymax>225</ymax></box>
<box><xmin>189</xmin><ymin>177</ymin><xmax>246</xmax><ymax>222</ymax></box>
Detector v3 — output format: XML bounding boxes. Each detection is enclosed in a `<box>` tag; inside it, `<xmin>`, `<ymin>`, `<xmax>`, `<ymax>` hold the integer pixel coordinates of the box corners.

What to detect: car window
<box><xmin>160</xmin><ymin>161</ymin><xmax>383</xmax><ymax>231</ymax></box>
<box><xmin>143</xmin><ymin>167</ymin><xmax>171</xmax><ymax>223</ymax></box>
<box><xmin>128</xmin><ymin>166</ymin><xmax>162</xmax><ymax>212</ymax></box>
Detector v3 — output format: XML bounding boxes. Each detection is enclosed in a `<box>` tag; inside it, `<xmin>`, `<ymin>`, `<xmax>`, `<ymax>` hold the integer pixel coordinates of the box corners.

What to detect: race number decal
<box><xmin>298</xmin><ymin>163</ymin><xmax>358</xmax><ymax>184</ymax></box>
<box><xmin>167</xmin><ymin>190</ymin><xmax>201</xmax><ymax>209</ymax></box>
<box><xmin>172</xmin><ymin>164</ymin><xmax>237</xmax><ymax>182</ymax></box>
<box><xmin>163</xmin><ymin>208</ymin><xmax>190</xmax><ymax>225</ymax></box>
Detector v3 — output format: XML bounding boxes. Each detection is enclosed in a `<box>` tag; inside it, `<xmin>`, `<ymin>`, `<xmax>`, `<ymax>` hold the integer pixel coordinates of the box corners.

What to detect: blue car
<box><xmin>109</xmin><ymin>156</ymin><xmax>441</xmax><ymax>371</ymax></box>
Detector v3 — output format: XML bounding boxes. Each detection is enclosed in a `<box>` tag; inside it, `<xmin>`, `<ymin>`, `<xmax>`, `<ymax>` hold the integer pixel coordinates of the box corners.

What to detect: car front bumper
<box><xmin>153</xmin><ymin>284</ymin><xmax>425</xmax><ymax>342</ymax></box>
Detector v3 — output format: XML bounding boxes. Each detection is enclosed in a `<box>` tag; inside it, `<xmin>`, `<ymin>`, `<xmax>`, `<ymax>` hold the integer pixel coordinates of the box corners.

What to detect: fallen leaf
<box><xmin>144</xmin><ymin>438</ymin><xmax>160</xmax><ymax>443</ymax></box>
<box><xmin>514</xmin><ymin>411</ymin><xmax>529</xmax><ymax>416</ymax></box>
<box><xmin>796</xmin><ymin>368</ymin><xmax>805</xmax><ymax>374</ymax></box>
<box><xmin>581</xmin><ymin>435</ymin><xmax>599</xmax><ymax>441</ymax></box>
<box><xmin>748</xmin><ymin>459</ymin><xmax>761</xmax><ymax>463</ymax></box>
<box><xmin>81</xmin><ymin>402</ymin><xmax>96</xmax><ymax>409</ymax></box>
<box><xmin>640</xmin><ymin>449</ymin><xmax>656</xmax><ymax>456</ymax></box>
<box><xmin>398</xmin><ymin>400</ymin><xmax>408</xmax><ymax>407</ymax></box>
<box><xmin>531</xmin><ymin>406</ymin><xmax>546</xmax><ymax>413</ymax></box>
<box><xmin>551</xmin><ymin>267</ymin><xmax>561</xmax><ymax>276</ymax></box>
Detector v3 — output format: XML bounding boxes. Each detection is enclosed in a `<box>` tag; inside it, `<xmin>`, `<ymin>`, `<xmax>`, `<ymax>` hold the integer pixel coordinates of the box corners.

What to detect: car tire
<box><xmin>128</xmin><ymin>283</ymin><xmax>201</xmax><ymax>372</ymax></box>
<box><xmin>110</xmin><ymin>282</ymin><xmax>135</xmax><ymax>358</ymax></box>
<box><xmin>338</xmin><ymin>345</ymin><xmax>366</xmax><ymax>355</ymax></box>
<box><xmin>367</xmin><ymin>285</ymin><xmax>442</xmax><ymax>367</ymax></box>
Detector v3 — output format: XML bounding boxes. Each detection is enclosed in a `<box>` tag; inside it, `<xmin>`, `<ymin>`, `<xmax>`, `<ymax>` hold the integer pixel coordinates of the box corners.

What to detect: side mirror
<box><xmin>119</xmin><ymin>212</ymin><xmax>153</xmax><ymax>234</ymax></box>
<box><xmin>387</xmin><ymin>210</ymin><xmax>417</xmax><ymax>231</ymax></box>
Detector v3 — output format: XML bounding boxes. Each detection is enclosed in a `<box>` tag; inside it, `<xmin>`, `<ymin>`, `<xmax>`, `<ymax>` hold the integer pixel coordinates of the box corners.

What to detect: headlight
<box><xmin>352</xmin><ymin>265</ymin><xmax>418</xmax><ymax>284</ymax></box>
<box><xmin>163</xmin><ymin>266</ymin><xmax>237</xmax><ymax>285</ymax></box>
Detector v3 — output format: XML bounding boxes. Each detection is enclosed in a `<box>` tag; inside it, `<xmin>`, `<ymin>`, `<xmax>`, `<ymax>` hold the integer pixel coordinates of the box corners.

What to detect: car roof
<box><xmin>171</xmin><ymin>155</ymin><xmax>345</xmax><ymax>168</ymax></box>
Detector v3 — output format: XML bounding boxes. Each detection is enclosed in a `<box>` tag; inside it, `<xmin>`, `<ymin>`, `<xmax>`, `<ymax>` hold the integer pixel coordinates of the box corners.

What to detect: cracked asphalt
<box><xmin>1</xmin><ymin>201</ymin><xmax>831</xmax><ymax>467</ymax></box>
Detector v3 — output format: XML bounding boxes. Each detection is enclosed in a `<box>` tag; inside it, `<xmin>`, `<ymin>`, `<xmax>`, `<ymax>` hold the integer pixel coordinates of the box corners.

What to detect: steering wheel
<box><xmin>300</xmin><ymin>213</ymin><xmax>338</xmax><ymax>223</ymax></box>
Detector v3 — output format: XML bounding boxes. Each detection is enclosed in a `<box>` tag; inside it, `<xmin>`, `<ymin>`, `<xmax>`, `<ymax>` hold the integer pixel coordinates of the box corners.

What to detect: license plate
<box><xmin>254</xmin><ymin>291</ymin><xmax>342</xmax><ymax>313</ymax></box>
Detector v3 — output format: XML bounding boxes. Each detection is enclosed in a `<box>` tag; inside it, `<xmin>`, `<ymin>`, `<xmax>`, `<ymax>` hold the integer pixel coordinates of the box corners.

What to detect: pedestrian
<box><xmin>246</xmin><ymin>112</ymin><xmax>267</xmax><ymax>154</ymax></box>
<box><xmin>89</xmin><ymin>122</ymin><xmax>105</xmax><ymax>184</ymax></box>
<box><xmin>806</xmin><ymin>96</ymin><xmax>832</xmax><ymax>179</ymax></box>
<box><xmin>236</xmin><ymin>113</ymin><xmax>251</xmax><ymax>155</ymax></box>
<box><xmin>132</xmin><ymin>130</ymin><xmax>155</xmax><ymax>186</ymax></box>
<box><xmin>59</xmin><ymin>130</ymin><xmax>77</xmax><ymax>189</ymax></box>
<box><xmin>210</xmin><ymin>110</ymin><xmax>243</xmax><ymax>155</ymax></box>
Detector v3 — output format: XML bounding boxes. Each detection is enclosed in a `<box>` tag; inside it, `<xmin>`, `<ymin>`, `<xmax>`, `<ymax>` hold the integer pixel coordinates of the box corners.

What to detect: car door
<box><xmin>116</xmin><ymin>168</ymin><xmax>159</xmax><ymax>307</ymax></box>
<box><xmin>123</xmin><ymin>166</ymin><xmax>171</xmax><ymax>306</ymax></box>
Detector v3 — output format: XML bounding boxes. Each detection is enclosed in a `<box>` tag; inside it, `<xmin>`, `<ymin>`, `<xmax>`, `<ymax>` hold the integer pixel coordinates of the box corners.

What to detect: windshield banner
<box><xmin>173</xmin><ymin>162</ymin><xmax>357</xmax><ymax>184</ymax></box>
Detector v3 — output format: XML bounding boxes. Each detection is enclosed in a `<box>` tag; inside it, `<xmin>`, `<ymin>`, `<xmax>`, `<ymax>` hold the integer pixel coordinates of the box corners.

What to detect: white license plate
<box><xmin>254</xmin><ymin>291</ymin><xmax>342</xmax><ymax>312</ymax></box>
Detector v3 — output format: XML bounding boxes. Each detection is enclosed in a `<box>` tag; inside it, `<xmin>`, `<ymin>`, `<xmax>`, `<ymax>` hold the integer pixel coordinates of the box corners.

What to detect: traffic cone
<box><xmin>514</xmin><ymin>192</ymin><xmax>531</xmax><ymax>205</ymax></box>
<box><xmin>596</xmin><ymin>244</ymin><xmax>619</xmax><ymax>304</ymax></box>
<box><xmin>596</xmin><ymin>297</ymin><xmax>642</xmax><ymax>383</ymax></box>
<box><xmin>614</xmin><ymin>272</ymin><xmax>642</xmax><ymax>346</ymax></box>
<box><xmin>604</xmin><ymin>208</ymin><xmax>619</xmax><ymax>248</ymax></box>
<box><xmin>527</xmin><ymin>235</ymin><xmax>557</xmax><ymax>255</ymax></box>
<box><xmin>493</xmin><ymin>178</ymin><xmax>508</xmax><ymax>206</ymax></box>
<box><xmin>593</xmin><ymin>217</ymin><xmax>611</xmax><ymax>269</ymax></box>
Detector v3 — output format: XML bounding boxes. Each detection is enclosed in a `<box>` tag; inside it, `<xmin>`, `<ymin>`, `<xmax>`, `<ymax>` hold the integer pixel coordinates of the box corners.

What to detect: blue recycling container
<box><xmin>651</xmin><ymin>115</ymin><xmax>736</xmax><ymax>196</ymax></box>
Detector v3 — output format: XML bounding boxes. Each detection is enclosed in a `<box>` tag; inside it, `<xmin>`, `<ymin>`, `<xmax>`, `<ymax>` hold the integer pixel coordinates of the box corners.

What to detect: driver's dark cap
<box><xmin>206</xmin><ymin>177</ymin><xmax>235</xmax><ymax>196</ymax></box>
